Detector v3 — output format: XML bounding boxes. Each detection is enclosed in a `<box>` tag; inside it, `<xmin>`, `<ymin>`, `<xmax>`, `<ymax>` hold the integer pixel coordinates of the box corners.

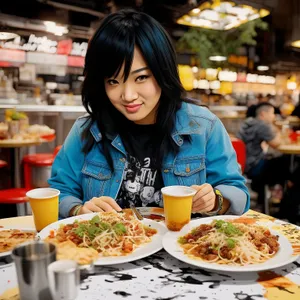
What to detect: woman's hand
<box><xmin>79</xmin><ymin>196</ymin><xmax>122</xmax><ymax>214</ymax></box>
<box><xmin>191</xmin><ymin>184</ymin><xmax>216</xmax><ymax>213</ymax></box>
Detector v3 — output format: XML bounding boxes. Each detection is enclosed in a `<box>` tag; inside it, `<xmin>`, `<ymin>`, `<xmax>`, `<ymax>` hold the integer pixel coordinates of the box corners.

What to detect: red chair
<box><xmin>0</xmin><ymin>188</ymin><xmax>30</xmax><ymax>215</ymax></box>
<box><xmin>230</xmin><ymin>137</ymin><xmax>246</xmax><ymax>174</ymax></box>
<box><xmin>22</xmin><ymin>145</ymin><xmax>62</xmax><ymax>189</ymax></box>
<box><xmin>23</xmin><ymin>153</ymin><xmax>54</xmax><ymax>189</ymax></box>
<box><xmin>0</xmin><ymin>146</ymin><xmax>62</xmax><ymax>216</ymax></box>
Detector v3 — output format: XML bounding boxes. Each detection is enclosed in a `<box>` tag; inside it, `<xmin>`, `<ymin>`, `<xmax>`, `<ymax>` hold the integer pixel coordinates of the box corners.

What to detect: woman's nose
<box><xmin>122</xmin><ymin>83</ymin><xmax>139</xmax><ymax>102</ymax></box>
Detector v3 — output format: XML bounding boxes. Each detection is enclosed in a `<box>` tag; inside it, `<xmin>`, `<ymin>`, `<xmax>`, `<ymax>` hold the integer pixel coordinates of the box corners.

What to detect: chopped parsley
<box><xmin>226</xmin><ymin>238</ymin><xmax>236</xmax><ymax>249</ymax></box>
<box><xmin>113</xmin><ymin>223</ymin><xmax>127</xmax><ymax>235</ymax></box>
<box><xmin>178</xmin><ymin>236</ymin><xmax>187</xmax><ymax>244</ymax></box>
<box><xmin>72</xmin><ymin>217</ymin><xmax>127</xmax><ymax>240</ymax></box>
<box><xmin>90</xmin><ymin>215</ymin><xmax>100</xmax><ymax>225</ymax></box>
<box><xmin>215</xmin><ymin>220</ymin><xmax>242</xmax><ymax>237</ymax></box>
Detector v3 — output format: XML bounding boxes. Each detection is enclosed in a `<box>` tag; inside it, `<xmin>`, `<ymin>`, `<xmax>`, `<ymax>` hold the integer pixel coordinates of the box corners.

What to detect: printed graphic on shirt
<box><xmin>116</xmin><ymin>154</ymin><xmax>163</xmax><ymax>208</ymax></box>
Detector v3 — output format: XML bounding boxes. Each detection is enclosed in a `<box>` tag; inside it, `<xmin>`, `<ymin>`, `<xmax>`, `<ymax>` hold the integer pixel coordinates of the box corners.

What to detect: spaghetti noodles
<box><xmin>47</xmin><ymin>210</ymin><xmax>157</xmax><ymax>257</ymax></box>
<box><xmin>178</xmin><ymin>220</ymin><xmax>279</xmax><ymax>265</ymax></box>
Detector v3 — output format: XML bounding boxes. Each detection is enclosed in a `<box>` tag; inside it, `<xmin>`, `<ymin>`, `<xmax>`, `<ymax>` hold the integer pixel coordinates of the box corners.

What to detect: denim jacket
<box><xmin>49</xmin><ymin>102</ymin><xmax>250</xmax><ymax>218</ymax></box>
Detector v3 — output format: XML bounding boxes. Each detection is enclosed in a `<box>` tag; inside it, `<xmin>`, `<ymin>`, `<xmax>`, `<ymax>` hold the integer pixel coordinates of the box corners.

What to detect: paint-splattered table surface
<box><xmin>0</xmin><ymin>210</ymin><xmax>300</xmax><ymax>300</ymax></box>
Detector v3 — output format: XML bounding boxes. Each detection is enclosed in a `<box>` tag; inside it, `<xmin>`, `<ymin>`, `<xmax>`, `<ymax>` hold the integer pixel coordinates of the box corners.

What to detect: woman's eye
<box><xmin>136</xmin><ymin>75</ymin><xmax>149</xmax><ymax>82</ymax></box>
<box><xmin>107</xmin><ymin>79</ymin><xmax>119</xmax><ymax>85</ymax></box>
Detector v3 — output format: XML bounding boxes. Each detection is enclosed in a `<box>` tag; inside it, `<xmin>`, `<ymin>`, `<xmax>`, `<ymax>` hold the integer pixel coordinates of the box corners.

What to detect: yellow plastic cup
<box><xmin>26</xmin><ymin>188</ymin><xmax>60</xmax><ymax>231</ymax></box>
<box><xmin>161</xmin><ymin>186</ymin><xmax>196</xmax><ymax>231</ymax></box>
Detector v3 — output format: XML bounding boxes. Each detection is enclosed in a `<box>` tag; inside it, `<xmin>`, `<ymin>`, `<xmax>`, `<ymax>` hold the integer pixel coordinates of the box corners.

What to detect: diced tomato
<box><xmin>145</xmin><ymin>228</ymin><xmax>157</xmax><ymax>237</ymax></box>
<box><xmin>48</xmin><ymin>230</ymin><xmax>55</xmax><ymax>238</ymax></box>
<box><xmin>122</xmin><ymin>240</ymin><xmax>133</xmax><ymax>253</ymax></box>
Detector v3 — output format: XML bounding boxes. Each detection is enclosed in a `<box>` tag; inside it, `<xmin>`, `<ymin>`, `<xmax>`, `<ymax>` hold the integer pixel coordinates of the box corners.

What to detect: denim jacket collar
<box><xmin>89</xmin><ymin>102</ymin><xmax>202</xmax><ymax>147</ymax></box>
<box><xmin>171</xmin><ymin>102</ymin><xmax>203</xmax><ymax>146</ymax></box>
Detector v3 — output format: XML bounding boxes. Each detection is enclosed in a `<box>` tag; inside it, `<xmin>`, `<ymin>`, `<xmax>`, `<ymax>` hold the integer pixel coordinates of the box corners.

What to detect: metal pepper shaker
<box><xmin>48</xmin><ymin>260</ymin><xmax>80</xmax><ymax>300</ymax></box>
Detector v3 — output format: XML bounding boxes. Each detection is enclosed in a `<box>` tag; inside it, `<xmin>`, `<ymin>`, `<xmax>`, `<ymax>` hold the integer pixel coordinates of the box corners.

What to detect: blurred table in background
<box><xmin>278</xmin><ymin>144</ymin><xmax>300</xmax><ymax>172</ymax></box>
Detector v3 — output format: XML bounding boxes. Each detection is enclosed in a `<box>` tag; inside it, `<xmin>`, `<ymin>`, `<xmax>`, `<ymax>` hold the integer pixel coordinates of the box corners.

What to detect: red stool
<box><xmin>230</xmin><ymin>137</ymin><xmax>246</xmax><ymax>174</ymax></box>
<box><xmin>23</xmin><ymin>153</ymin><xmax>54</xmax><ymax>189</ymax></box>
<box><xmin>0</xmin><ymin>160</ymin><xmax>7</xmax><ymax>168</ymax></box>
<box><xmin>0</xmin><ymin>188</ymin><xmax>30</xmax><ymax>215</ymax></box>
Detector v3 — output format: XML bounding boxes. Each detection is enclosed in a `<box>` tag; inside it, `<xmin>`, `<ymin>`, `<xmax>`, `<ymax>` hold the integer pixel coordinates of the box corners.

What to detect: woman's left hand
<box><xmin>191</xmin><ymin>184</ymin><xmax>216</xmax><ymax>213</ymax></box>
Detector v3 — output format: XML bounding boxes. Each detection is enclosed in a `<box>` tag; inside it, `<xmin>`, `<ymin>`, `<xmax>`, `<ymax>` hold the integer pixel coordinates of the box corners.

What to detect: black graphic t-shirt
<box><xmin>116</xmin><ymin>123</ymin><xmax>164</xmax><ymax>208</ymax></box>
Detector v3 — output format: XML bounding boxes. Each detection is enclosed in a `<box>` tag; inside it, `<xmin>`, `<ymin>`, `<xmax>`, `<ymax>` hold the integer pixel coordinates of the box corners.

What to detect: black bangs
<box><xmin>85</xmin><ymin>14</ymin><xmax>136</xmax><ymax>81</ymax></box>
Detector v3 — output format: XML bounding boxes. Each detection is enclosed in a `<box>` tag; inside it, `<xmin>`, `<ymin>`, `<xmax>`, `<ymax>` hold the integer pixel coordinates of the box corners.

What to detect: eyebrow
<box><xmin>131</xmin><ymin>67</ymin><xmax>149</xmax><ymax>74</ymax></box>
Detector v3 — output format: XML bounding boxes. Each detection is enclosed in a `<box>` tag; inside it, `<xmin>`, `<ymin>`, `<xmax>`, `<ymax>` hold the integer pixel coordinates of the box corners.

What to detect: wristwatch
<box><xmin>201</xmin><ymin>188</ymin><xmax>224</xmax><ymax>216</ymax></box>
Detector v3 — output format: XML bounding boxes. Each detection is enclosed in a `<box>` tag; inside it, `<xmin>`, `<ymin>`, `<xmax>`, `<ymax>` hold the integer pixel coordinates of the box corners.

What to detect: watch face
<box><xmin>215</xmin><ymin>189</ymin><xmax>222</xmax><ymax>197</ymax></box>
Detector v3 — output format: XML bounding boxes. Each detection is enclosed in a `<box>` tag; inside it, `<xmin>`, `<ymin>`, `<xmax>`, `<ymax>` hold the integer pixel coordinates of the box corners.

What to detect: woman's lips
<box><xmin>124</xmin><ymin>104</ymin><xmax>142</xmax><ymax>113</ymax></box>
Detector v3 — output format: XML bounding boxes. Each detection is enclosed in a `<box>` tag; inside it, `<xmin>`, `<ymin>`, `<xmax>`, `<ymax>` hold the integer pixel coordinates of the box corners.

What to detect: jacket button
<box><xmin>119</xmin><ymin>158</ymin><xmax>125</xmax><ymax>163</ymax></box>
<box><xmin>186</xmin><ymin>166</ymin><xmax>190</xmax><ymax>173</ymax></box>
<box><xmin>163</xmin><ymin>169</ymin><xmax>169</xmax><ymax>173</ymax></box>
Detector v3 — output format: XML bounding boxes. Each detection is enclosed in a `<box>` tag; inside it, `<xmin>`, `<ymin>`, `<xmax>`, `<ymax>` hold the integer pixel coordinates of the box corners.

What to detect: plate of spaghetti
<box><xmin>38</xmin><ymin>210</ymin><xmax>167</xmax><ymax>265</ymax></box>
<box><xmin>163</xmin><ymin>216</ymin><xmax>299</xmax><ymax>272</ymax></box>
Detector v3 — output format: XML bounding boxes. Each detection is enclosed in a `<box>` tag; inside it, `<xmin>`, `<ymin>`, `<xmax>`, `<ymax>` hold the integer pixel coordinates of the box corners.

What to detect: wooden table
<box><xmin>0</xmin><ymin>215</ymin><xmax>35</xmax><ymax>229</ymax></box>
<box><xmin>0</xmin><ymin>138</ymin><xmax>54</xmax><ymax>187</ymax></box>
<box><xmin>0</xmin><ymin>210</ymin><xmax>300</xmax><ymax>300</ymax></box>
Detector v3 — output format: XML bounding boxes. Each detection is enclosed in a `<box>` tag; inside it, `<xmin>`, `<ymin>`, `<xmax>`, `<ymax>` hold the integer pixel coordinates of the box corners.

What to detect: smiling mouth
<box><xmin>124</xmin><ymin>104</ymin><xmax>142</xmax><ymax>113</ymax></box>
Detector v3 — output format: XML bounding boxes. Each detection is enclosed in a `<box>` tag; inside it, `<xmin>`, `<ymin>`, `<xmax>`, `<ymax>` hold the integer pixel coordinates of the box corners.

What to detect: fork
<box><xmin>129</xmin><ymin>203</ymin><xmax>143</xmax><ymax>220</ymax></box>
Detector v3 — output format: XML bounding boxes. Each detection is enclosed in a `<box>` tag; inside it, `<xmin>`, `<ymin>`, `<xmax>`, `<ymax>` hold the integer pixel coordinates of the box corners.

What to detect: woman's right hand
<box><xmin>79</xmin><ymin>196</ymin><xmax>122</xmax><ymax>214</ymax></box>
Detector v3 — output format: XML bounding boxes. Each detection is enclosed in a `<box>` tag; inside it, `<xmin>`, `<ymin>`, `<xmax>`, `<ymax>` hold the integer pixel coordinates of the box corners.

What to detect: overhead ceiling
<box><xmin>0</xmin><ymin>0</ymin><xmax>300</xmax><ymax>72</ymax></box>
<box><xmin>0</xmin><ymin>0</ymin><xmax>280</xmax><ymax>33</ymax></box>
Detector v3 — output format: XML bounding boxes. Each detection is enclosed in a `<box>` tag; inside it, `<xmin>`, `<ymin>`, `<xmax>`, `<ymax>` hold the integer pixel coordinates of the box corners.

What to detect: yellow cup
<box><xmin>161</xmin><ymin>186</ymin><xmax>196</xmax><ymax>231</ymax></box>
<box><xmin>26</xmin><ymin>188</ymin><xmax>60</xmax><ymax>231</ymax></box>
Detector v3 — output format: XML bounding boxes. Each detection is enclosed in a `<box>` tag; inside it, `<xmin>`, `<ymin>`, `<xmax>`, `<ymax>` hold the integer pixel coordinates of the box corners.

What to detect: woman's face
<box><xmin>104</xmin><ymin>47</ymin><xmax>161</xmax><ymax>125</ymax></box>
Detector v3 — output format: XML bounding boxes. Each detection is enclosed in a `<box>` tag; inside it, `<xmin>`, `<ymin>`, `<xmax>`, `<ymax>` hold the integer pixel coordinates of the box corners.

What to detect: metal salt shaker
<box><xmin>48</xmin><ymin>260</ymin><xmax>80</xmax><ymax>300</ymax></box>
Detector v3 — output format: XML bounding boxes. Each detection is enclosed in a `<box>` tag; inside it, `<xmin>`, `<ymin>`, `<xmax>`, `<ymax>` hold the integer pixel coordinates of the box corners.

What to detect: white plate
<box><xmin>163</xmin><ymin>215</ymin><xmax>299</xmax><ymax>272</ymax></box>
<box><xmin>0</xmin><ymin>228</ymin><xmax>37</xmax><ymax>257</ymax></box>
<box><xmin>38</xmin><ymin>213</ymin><xmax>168</xmax><ymax>265</ymax></box>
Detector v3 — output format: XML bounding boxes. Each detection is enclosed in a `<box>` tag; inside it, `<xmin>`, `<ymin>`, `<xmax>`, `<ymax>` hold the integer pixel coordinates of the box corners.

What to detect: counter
<box><xmin>0</xmin><ymin>104</ymin><xmax>247</xmax><ymax>145</ymax></box>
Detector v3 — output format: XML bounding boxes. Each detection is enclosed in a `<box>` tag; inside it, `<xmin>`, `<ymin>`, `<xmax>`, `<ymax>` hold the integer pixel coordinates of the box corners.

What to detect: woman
<box><xmin>49</xmin><ymin>9</ymin><xmax>249</xmax><ymax>218</ymax></box>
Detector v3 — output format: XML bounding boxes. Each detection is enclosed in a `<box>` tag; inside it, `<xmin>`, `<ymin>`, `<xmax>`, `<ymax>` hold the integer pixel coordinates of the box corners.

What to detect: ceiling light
<box><xmin>198</xmin><ymin>79</ymin><xmax>210</xmax><ymax>89</ymax></box>
<box><xmin>176</xmin><ymin>1</ymin><xmax>270</xmax><ymax>30</ymax></box>
<box><xmin>291</xmin><ymin>40</ymin><xmax>300</xmax><ymax>48</ymax></box>
<box><xmin>0</xmin><ymin>32</ymin><xmax>19</xmax><ymax>40</ymax></box>
<box><xmin>209</xmin><ymin>55</ymin><xmax>227</xmax><ymax>62</ymax></box>
<box><xmin>218</xmin><ymin>70</ymin><xmax>237</xmax><ymax>82</ymax></box>
<box><xmin>191</xmin><ymin>8</ymin><xmax>200</xmax><ymax>14</ymax></box>
<box><xmin>287</xmin><ymin>81</ymin><xmax>297</xmax><ymax>90</ymax></box>
<box><xmin>257</xmin><ymin>65</ymin><xmax>269</xmax><ymax>71</ymax></box>
<box><xmin>210</xmin><ymin>80</ymin><xmax>221</xmax><ymax>89</ymax></box>
<box><xmin>192</xmin><ymin>66</ymin><xmax>199</xmax><ymax>73</ymax></box>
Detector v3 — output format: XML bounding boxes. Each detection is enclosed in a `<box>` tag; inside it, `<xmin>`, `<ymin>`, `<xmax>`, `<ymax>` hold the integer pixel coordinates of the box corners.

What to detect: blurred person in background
<box><xmin>246</xmin><ymin>93</ymin><xmax>265</xmax><ymax>118</ymax></box>
<box><xmin>247</xmin><ymin>94</ymin><xmax>281</xmax><ymax>118</ymax></box>
<box><xmin>238</xmin><ymin>103</ymin><xmax>289</xmax><ymax>209</ymax></box>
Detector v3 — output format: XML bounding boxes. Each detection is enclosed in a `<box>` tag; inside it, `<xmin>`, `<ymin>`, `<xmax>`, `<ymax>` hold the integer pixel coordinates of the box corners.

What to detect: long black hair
<box><xmin>82</xmin><ymin>9</ymin><xmax>185</xmax><ymax>170</ymax></box>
